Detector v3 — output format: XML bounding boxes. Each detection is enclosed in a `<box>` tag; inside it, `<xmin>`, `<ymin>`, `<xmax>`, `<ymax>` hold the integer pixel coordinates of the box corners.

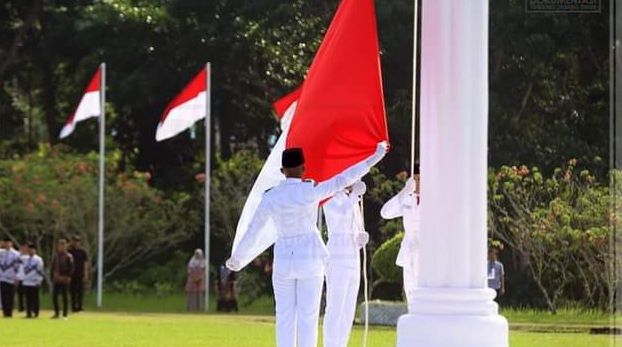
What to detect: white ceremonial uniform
<box><xmin>380</xmin><ymin>182</ymin><xmax>420</xmax><ymax>304</ymax></box>
<box><xmin>229</xmin><ymin>144</ymin><xmax>386</xmax><ymax>347</ymax></box>
<box><xmin>17</xmin><ymin>255</ymin><xmax>44</xmax><ymax>287</ymax></box>
<box><xmin>323</xmin><ymin>185</ymin><xmax>366</xmax><ymax>347</ymax></box>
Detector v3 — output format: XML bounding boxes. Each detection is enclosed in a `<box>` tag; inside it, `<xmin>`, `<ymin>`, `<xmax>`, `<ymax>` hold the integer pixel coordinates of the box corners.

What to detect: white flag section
<box><xmin>156</xmin><ymin>68</ymin><xmax>208</xmax><ymax>142</ymax></box>
<box><xmin>231</xmin><ymin>100</ymin><xmax>297</xmax><ymax>268</ymax></box>
<box><xmin>60</xmin><ymin>69</ymin><xmax>102</xmax><ymax>139</ymax></box>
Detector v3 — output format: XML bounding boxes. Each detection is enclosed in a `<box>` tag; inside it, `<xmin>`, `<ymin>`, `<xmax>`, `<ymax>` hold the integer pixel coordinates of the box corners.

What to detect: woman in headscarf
<box><xmin>185</xmin><ymin>249</ymin><xmax>205</xmax><ymax>311</ymax></box>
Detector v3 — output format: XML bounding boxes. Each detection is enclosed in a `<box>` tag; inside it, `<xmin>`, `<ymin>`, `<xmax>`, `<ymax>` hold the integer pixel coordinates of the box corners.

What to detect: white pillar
<box><xmin>396</xmin><ymin>1</ymin><xmax>509</xmax><ymax>346</ymax></box>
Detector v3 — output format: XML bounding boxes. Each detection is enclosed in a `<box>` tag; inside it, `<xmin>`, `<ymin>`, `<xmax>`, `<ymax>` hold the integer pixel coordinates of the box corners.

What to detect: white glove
<box><xmin>225</xmin><ymin>257</ymin><xmax>242</xmax><ymax>272</ymax></box>
<box><xmin>355</xmin><ymin>231</ymin><xmax>370</xmax><ymax>248</ymax></box>
<box><xmin>405</xmin><ymin>176</ymin><xmax>416</xmax><ymax>194</ymax></box>
<box><xmin>351</xmin><ymin>180</ymin><xmax>367</xmax><ymax>196</ymax></box>
<box><xmin>366</xmin><ymin>141</ymin><xmax>389</xmax><ymax>167</ymax></box>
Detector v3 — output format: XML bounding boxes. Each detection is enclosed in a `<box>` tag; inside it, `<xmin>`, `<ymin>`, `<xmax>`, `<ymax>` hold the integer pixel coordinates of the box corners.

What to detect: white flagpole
<box><xmin>96</xmin><ymin>62</ymin><xmax>106</xmax><ymax>308</ymax></box>
<box><xmin>410</xmin><ymin>0</ymin><xmax>419</xmax><ymax>176</ymax></box>
<box><xmin>204</xmin><ymin>62</ymin><xmax>212</xmax><ymax>312</ymax></box>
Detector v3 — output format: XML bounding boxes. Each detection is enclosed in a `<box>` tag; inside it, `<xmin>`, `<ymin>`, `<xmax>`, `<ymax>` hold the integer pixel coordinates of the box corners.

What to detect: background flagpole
<box><xmin>96</xmin><ymin>62</ymin><xmax>106</xmax><ymax>308</ymax></box>
<box><xmin>204</xmin><ymin>62</ymin><xmax>212</xmax><ymax>312</ymax></box>
<box><xmin>410</xmin><ymin>0</ymin><xmax>419</xmax><ymax>176</ymax></box>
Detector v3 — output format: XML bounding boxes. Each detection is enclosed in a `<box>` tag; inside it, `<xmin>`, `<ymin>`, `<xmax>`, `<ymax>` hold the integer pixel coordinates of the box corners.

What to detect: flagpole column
<box><xmin>204</xmin><ymin>63</ymin><xmax>212</xmax><ymax>312</ymax></box>
<box><xmin>396</xmin><ymin>1</ymin><xmax>508</xmax><ymax>346</ymax></box>
<box><xmin>96</xmin><ymin>62</ymin><xmax>106</xmax><ymax>308</ymax></box>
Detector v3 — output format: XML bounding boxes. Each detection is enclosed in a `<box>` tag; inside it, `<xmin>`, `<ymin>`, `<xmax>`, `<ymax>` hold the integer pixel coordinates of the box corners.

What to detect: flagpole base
<box><xmin>397</xmin><ymin>288</ymin><xmax>509</xmax><ymax>347</ymax></box>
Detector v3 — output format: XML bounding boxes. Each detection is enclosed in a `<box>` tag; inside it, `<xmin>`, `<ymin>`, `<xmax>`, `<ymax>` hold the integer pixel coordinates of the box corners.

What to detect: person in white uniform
<box><xmin>17</xmin><ymin>243</ymin><xmax>44</xmax><ymax>318</ymax></box>
<box><xmin>323</xmin><ymin>180</ymin><xmax>369</xmax><ymax>347</ymax></box>
<box><xmin>380</xmin><ymin>168</ymin><xmax>420</xmax><ymax>304</ymax></box>
<box><xmin>227</xmin><ymin>142</ymin><xmax>387</xmax><ymax>347</ymax></box>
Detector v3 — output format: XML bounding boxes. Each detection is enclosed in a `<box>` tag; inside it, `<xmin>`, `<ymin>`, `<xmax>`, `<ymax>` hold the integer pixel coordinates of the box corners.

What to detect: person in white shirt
<box><xmin>323</xmin><ymin>180</ymin><xmax>369</xmax><ymax>347</ymax></box>
<box><xmin>227</xmin><ymin>142</ymin><xmax>387</xmax><ymax>347</ymax></box>
<box><xmin>380</xmin><ymin>169</ymin><xmax>420</xmax><ymax>304</ymax></box>
<box><xmin>17</xmin><ymin>243</ymin><xmax>44</xmax><ymax>318</ymax></box>
<box><xmin>0</xmin><ymin>237</ymin><xmax>20</xmax><ymax>317</ymax></box>
<box><xmin>17</xmin><ymin>243</ymin><xmax>29</xmax><ymax>312</ymax></box>
<box><xmin>0</xmin><ymin>239</ymin><xmax>4</xmax><ymax>310</ymax></box>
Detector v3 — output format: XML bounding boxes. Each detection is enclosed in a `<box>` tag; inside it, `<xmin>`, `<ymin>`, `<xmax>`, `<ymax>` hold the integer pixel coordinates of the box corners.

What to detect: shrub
<box><xmin>372</xmin><ymin>232</ymin><xmax>403</xmax><ymax>284</ymax></box>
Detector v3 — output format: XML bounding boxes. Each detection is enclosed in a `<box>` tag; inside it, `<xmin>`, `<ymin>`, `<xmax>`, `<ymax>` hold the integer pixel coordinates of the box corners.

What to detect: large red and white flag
<box><xmin>59</xmin><ymin>68</ymin><xmax>102</xmax><ymax>139</ymax></box>
<box><xmin>156</xmin><ymin>68</ymin><xmax>208</xmax><ymax>142</ymax></box>
<box><xmin>231</xmin><ymin>88</ymin><xmax>302</xmax><ymax>267</ymax></box>
<box><xmin>287</xmin><ymin>0</ymin><xmax>388</xmax><ymax>182</ymax></box>
<box><xmin>231</xmin><ymin>0</ymin><xmax>388</xmax><ymax>270</ymax></box>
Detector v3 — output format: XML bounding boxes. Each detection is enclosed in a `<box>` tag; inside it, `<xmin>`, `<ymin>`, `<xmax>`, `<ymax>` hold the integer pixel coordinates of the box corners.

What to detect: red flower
<box><xmin>195</xmin><ymin>173</ymin><xmax>206</xmax><ymax>183</ymax></box>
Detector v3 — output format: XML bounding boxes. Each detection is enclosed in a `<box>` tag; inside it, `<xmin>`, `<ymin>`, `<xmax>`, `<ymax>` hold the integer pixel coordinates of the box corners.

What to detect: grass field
<box><xmin>3</xmin><ymin>292</ymin><xmax>617</xmax><ymax>347</ymax></box>
<box><xmin>2</xmin><ymin>311</ymin><xmax>618</xmax><ymax>347</ymax></box>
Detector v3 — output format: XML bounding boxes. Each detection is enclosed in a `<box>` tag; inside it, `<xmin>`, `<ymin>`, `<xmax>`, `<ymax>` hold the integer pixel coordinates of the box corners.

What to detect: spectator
<box><xmin>18</xmin><ymin>243</ymin><xmax>44</xmax><ymax>318</ymax></box>
<box><xmin>185</xmin><ymin>249</ymin><xmax>205</xmax><ymax>312</ymax></box>
<box><xmin>0</xmin><ymin>237</ymin><xmax>20</xmax><ymax>317</ymax></box>
<box><xmin>17</xmin><ymin>243</ymin><xmax>29</xmax><ymax>313</ymax></box>
<box><xmin>487</xmin><ymin>247</ymin><xmax>506</xmax><ymax>299</ymax></box>
<box><xmin>51</xmin><ymin>239</ymin><xmax>74</xmax><ymax>319</ymax></box>
<box><xmin>216</xmin><ymin>265</ymin><xmax>238</xmax><ymax>313</ymax></box>
<box><xmin>68</xmin><ymin>236</ymin><xmax>90</xmax><ymax>312</ymax></box>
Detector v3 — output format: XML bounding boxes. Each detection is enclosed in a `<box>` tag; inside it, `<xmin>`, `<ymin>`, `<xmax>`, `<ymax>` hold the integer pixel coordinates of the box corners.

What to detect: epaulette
<box><xmin>303</xmin><ymin>179</ymin><xmax>317</xmax><ymax>186</ymax></box>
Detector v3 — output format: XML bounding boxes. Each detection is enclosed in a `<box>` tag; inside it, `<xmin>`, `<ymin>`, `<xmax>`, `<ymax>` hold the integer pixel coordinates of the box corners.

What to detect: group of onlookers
<box><xmin>0</xmin><ymin>236</ymin><xmax>90</xmax><ymax>319</ymax></box>
<box><xmin>184</xmin><ymin>249</ymin><xmax>239</xmax><ymax>313</ymax></box>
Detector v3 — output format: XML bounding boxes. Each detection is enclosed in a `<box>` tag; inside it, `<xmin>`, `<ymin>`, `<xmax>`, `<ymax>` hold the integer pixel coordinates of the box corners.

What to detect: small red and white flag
<box><xmin>59</xmin><ymin>68</ymin><xmax>102</xmax><ymax>139</ymax></box>
<box><xmin>156</xmin><ymin>67</ymin><xmax>209</xmax><ymax>142</ymax></box>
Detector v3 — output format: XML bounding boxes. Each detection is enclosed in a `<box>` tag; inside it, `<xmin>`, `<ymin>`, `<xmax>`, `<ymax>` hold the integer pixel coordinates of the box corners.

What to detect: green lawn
<box><xmin>2</xmin><ymin>311</ymin><xmax>617</xmax><ymax>347</ymax></box>
<box><xmin>8</xmin><ymin>291</ymin><xmax>615</xmax><ymax>346</ymax></box>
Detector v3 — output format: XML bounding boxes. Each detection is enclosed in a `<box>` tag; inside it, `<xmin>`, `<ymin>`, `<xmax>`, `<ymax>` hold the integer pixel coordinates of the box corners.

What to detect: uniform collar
<box><xmin>284</xmin><ymin>177</ymin><xmax>302</xmax><ymax>184</ymax></box>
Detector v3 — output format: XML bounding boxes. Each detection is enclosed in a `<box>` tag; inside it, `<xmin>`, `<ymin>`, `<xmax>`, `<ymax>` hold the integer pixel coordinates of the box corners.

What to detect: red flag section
<box><xmin>286</xmin><ymin>0</ymin><xmax>388</xmax><ymax>182</ymax></box>
<box><xmin>59</xmin><ymin>68</ymin><xmax>102</xmax><ymax>139</ymax></box>
<box><xmin>272</xmin><ymin>85</ymin><xmax>303</xmax><ymax>120</ymax></box>
<box><xmin>156</xmin><ymin>68</ymin><xmax>208</xmax><ymax>142</ymax></box>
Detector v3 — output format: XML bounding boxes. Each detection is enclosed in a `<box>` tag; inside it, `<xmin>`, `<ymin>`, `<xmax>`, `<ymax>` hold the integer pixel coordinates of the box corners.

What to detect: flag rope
<box><xmin>410</xmin><ymin>0</ymin><xmax>420</xmax><ymax>176</ymax></box>
<box><xmin>358</xmin><ymin>198</ymin><xmax>369</xmax><ymax>347</ymax></box>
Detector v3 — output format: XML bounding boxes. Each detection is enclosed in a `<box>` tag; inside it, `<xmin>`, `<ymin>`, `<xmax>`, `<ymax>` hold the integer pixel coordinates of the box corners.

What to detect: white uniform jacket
<box><xmin>17</xmin><ymin>255</ymin><xmax>44</xmax><ymax>287</ymax></box>
<box><xmin>324</xmin><ymin>190</ymin><xmax>364</xmax><ymax>268</ymax></box>
<box><xmin>231</xmin><ymin>154</ymin><xmax>380</xmax><ymax>275</ymax></box>
<box><xmin>380</xmin><ymin>185</ymin><xmax>420</xmax><ymax>268</ymax></box>
<box><xmin>0</xmin><ymin>248</ymin><xmax>21</xmax><ymax>284</ymax></box>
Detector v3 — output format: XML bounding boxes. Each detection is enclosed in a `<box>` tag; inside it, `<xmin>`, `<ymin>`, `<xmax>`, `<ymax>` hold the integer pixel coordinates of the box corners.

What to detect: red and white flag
<box><xmin>287</xmin><ymin>0</ymin><xmax>388</xmax><ymax>182</ymax></box>
<box><xmin>156</xmin><ymin>68</ymin><xmax>208</xmax><ymax>142</ymax></box>
<box><xmin>230</xmin><ymin>0</ymin><xmax>388</xmax><ymax>269</ymax></box>
<box><xmin>59</xmin><ymin>68</ymin><xmax>102</xmax><ymax>139</ymax></box>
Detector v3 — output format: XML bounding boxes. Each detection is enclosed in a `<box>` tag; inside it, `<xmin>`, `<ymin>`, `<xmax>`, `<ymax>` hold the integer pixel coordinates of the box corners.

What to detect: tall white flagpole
<box><xmin>97</xmin><ymin>62</ymin><xmax>106</xmax><ymax>308</ymax></box>
<box><xmin>204</xmin><ymin>62</ymin><xmax>212</xmax><ymax>312</ymax></box>
<box><xmin>410</xmin><ymin>0</ymin><xmax>419</xmax><ymax>176</ymax></box>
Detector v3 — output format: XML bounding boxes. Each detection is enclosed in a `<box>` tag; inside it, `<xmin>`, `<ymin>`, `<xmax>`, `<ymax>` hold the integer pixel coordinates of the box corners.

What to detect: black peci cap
<box><xmin>28</xmin><ymin>242</ymin><xmax>36</xmax><ymax>249</ymax></box>
<box><xmin>2</xmin><ymin>237</ymin><xmax>11</xmax><ymax>242</ymax></box>
<box><xmin>282</xmin><ymin>148</ymin><xmax>305</xmax><ymax>168</ymax></box>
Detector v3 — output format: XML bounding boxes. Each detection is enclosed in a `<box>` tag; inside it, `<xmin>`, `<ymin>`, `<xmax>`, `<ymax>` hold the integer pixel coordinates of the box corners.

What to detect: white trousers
<box><xmin>273</xmin><ymin>271</ymin><xmax>324</xmax><ymax>347</ymax></box>
<box><xmin>323</xmin><ymin>261</ymin><xmax>360</xmax><ymax>347</ymax></box>
<box><xmin>403</xmin><ymin>260</ymin><xmax>415</xmax><ymax>304</ymax></box>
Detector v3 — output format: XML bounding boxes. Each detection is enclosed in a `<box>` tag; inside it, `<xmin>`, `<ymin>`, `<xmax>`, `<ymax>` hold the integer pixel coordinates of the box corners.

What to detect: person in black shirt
<box><xmin>68</xmin><ymin>236</ymin><xmax>89</xmax><ymax>312</ymax></box>
<box><xmin>51</xmin><ymin>239</ymin><xmax>74</xmax><ymax>319</ymax></box>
